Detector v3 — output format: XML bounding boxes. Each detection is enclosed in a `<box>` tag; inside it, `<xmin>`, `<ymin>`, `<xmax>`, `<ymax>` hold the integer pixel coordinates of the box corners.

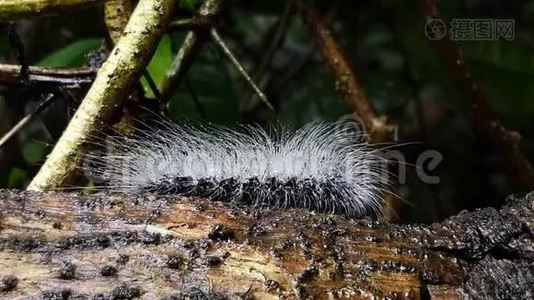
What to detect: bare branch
<box><xmin>420</xmin><ymin>0</ymin><xmax>534</xmax><ymax>189</ymax></box>
<box><xmin>160</xmin><ymin>31</ymin><xmax>204</xmax><ymax>101</ymax></box>
<box><xmin>168</xmin><ymin>17</ymin><xmax>212</xmax><ymax>31</ymax></box>
<box><xmin>104</xmin><ymin>0</ymin><xmax>162</xmax><ymax>101</ymax></box>
<box><xmin>0</xmin><ymin>0</ymin><xmax>104</xmax><ymax>21</ymax></box>
<box><xmin>27</xmin><ymin>0</ymin><xmax>175</xmax><ymax>191</ymax></box>
<box><xmin>159</xmin><ymin>0</ymin><xmax>223</xmax><ymax>101</ymax></box>
<box><xmin>210</xmin><ymin>28</ymin><xmax>274</xmax><ymax>111</ymax></box>
<box><xmin>0</xmin><ymin>64</ymin><xmax>96</xmax><ymax>86</ymax></box>
<box><xmin>293</xmin><ymin>0</ymin><xmax>395</xmax><ymax>143</ymax></box>
<box><xmin>0</xmin><ymin>93</ymin><xmax>56</xmax><ymax>149</ymax></box>
<box><xmin>293</xmin><ymin>0</ymin><xmax>400</xmax><ymax>220</ymax></box>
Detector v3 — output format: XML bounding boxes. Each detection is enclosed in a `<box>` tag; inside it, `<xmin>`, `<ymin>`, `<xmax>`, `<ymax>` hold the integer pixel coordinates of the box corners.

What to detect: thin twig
<box><xmin>0</xmin><ymin>93</ymin><xmax>56</xmax><ymax>149</ymax></box>
<box><xmin>169</xmin><ymin>18</ymin><xmax>212</xmax><ymax>31</ymax></box>
<box><xmin>142</xmin><ymin>70</ymin><xmax>163</xmax><ymax>100</ymax></box>
<box><xmin>210</xmin><ymin>28</ymin><xmax>274</xmax><ymax>111</ymax></box>
<box><xmin>0</xmin><ymin>64</ymin><xmax>96</xmax><ymax>86</ymax></box>
<box><xmin>255</xmin><ymin>2</ymin><xmax>293</xmax><ymax>81</ymax></box>
<box><xmin>159</xmin><ymin>0</ymin><xmax>224</xmax><ymax>101</ymax></box>
<box><xmin>160</xmin><ymin>31</ymin><xmax>205</xmax><ymax>100</ymax></box>
<box><xmin>185</xmin><ymin>76</ymin><xmax>206</xmax><ymax>118</ymax></box>
<box><xmin>293</xmin><ymin>0</ymin><xmax>394</xmax><ymax>142</ymax></box>
<box><xmin>244</xmin><ymin>1</ymin><xmax>293</xmax><ymax>109</ymax></box>
<box><xmin>293</xmin><ymin>0</ymin><xmax>399</xmax><ymax>221</ymax></box>
<box><xmin>421</xmin><ymin>0</ymin><xmax>534</xmax><ymax>189</ymax></box>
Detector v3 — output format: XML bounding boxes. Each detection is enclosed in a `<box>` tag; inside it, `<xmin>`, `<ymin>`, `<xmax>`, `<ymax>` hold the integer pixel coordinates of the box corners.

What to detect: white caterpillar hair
<box><xmin>86</xmin><ymin>118</ymin><xmax>389</xmax><ymax>217</ymax></box>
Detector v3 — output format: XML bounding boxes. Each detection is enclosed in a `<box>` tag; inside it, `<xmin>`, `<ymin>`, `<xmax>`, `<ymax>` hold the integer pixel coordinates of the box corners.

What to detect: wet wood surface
<box><xmin>0</xmin><ymin>190</ymin><xmax>532</xmax><ymax>299</ymax></box>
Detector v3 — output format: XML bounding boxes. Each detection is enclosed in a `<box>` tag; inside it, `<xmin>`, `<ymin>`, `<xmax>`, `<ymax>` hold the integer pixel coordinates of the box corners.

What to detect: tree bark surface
<box><xmin>0</xmin><ymin>190</ymin><xmax>532</xmax><ymax>299</ymax></box>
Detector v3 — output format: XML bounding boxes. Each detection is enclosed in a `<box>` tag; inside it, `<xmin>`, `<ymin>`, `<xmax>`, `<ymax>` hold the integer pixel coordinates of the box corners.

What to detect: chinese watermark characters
<box><xmin>425</xmin><ymin>18</ymin><xmax>514</xmax><ymax>41</ymax></box>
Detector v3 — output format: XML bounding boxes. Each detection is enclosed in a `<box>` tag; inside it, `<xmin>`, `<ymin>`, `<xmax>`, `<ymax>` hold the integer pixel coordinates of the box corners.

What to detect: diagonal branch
<box><xmin>27</xmin><ymin>0</ymin><xmax>175</xmax><ymax>191</ymax></box>
<box><xmin>0</xmin><ymin>93</ymin><xmax>56</xmax><ymax>149</ymax></box>
<box><xmin>159</xmin><ymin>0</ymin><xmax>223</xmax><ymax>101</ymax></box>
<box><xmin>293</xmin><ymin>0</ymin><xmax>395</xmax><ymax>143</ymax></box>
<box><xmin>293</xmin><ymin>0</ymin><xmax>400</xmax><ymax>220</ymax></box>
<box><xmin>420</xmin><ymin>0</ymin><xmax>534</xmax><ymax>189</ymax></box>
<box><xmin>104</xmin><ymin>0</ymin><xmax>162</xmax><ymax>101</ymax></box>
<box><xmin>210</xmin><ymin>28</ymin><xmax>274</xmax><ymax>111</ymax></box>
<box><xmin>0</xmin><ymin>0</ymin><xmax>104</xmax><ymax>21</ymax></box>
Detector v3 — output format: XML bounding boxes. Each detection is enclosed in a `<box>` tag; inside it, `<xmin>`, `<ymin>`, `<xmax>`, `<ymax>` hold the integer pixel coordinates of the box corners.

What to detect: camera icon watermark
<box><xmin>424</xmin><ymin>18</ymin><xmax>447</xmax><ymax>41</ymax></box>
<box><xmin>424</xmin><ymin>18</ymin><xmax>515</xmax><ymax>41</ymax></box>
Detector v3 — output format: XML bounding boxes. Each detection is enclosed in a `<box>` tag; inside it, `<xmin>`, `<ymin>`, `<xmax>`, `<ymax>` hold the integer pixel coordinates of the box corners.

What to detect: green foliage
<box><xmin>37</xmin><ymin>38</ymin><xmax>102</xmax><ymax>67</ymax></box>
<box><xmin>141</xmin><ymin>34</ymin><xmax>173</xmax><ymax>98</ymax></box>
<box><xmin>8</xmin><ymin>168</ymin><xmax>27</xmax><ymax>189</ymax></box>
<box><xmin>461</xmin><ymin>41</ymin><xmax>534</xmax><ymax>115</ymax></box>
<box><xmin>0</xmin><ymin>39</ymin><xmax>8</xmax><ymax>58</ymax></box>
<box><xmin>178</xmin><ymin>0</ymin><xmax>204</xmax><ymax>11</ymax></box>
<box><xmin>22</xmin><ymin>141</ymin><xmax>47</xmax><ymax>165</ymax></box>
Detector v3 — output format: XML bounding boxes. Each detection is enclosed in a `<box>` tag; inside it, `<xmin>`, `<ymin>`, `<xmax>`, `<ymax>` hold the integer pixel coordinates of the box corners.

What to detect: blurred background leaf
<box><xmin>22</xmin><ymin>140</ymin><xmax>47</xmax><ymax>165</ymax></box>
<box><xmin>141</xmin><ymin>34</ymin><xmax>173</xmax><ymax>98</ymax></box>
<box><xmin>37</xmin><ymin>38</ymin><xmax>102</xmax><ymax>67</ymax></box>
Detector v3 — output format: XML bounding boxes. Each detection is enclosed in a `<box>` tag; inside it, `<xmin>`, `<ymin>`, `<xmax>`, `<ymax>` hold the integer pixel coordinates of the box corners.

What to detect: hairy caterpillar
<box><xmin>86</xmin><ymin>118</ymin><xmax>389</xmax><ymax>217</ymax></box>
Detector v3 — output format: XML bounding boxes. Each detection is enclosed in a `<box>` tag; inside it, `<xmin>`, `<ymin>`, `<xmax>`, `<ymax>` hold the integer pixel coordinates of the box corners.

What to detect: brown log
<box><xmin>0</xmin><ymin>190</ymin><xmax>532</xmax><ymax>299</ymax></box>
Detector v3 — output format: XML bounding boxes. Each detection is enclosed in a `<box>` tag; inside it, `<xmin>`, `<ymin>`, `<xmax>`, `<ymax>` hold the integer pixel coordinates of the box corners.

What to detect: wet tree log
<box><xmin>0</xmin><ymin>190</ymin><xmax>532</xmax><ymax>299</ymax></box>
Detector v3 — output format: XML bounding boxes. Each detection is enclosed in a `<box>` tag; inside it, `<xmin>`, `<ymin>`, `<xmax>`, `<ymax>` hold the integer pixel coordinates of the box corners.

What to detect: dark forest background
<box><xmin>1</xmin><ymin>0</ymin><xmax>534</xmax><ymax>223</ymax></box>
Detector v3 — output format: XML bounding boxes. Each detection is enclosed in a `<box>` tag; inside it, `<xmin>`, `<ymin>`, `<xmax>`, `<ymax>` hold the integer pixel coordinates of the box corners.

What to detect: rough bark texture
<box><xmin>104</xmin><ymin>0</ymin><xmax>135</xmax><ymax>44</ymax></box>
<box><xmin>0</xmin><ymin>190</ymin><xmax>532</xmax><ymax>299</ymax></box>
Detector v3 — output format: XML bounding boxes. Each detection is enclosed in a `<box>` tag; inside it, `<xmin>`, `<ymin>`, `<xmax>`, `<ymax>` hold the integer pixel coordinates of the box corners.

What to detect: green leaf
<box><xmin>0</xmin><ymin>39</ymin><xmax>9</xmax><ymax>57</ymax></box>
<box><xmin>8</xmin><ymin>167</ymin><xmax>27</xmax><ymax>189</ymax></box>
<box><xmin>141</xmin><ymin>34</ymin><xmax>173</xmax><ymax>98</ymax></box>
<box><xmin>460</xmin><ymin>41</ymin><xmax>534</xmax><ymax>115</ymax></box>
<box><xmin>470</xmin><ymin>61</ymin><xmax>534</xmax><ymax>115</ymax></box>
<box><xmin>38</xmin><ymin>38</ymin><xmax>102</xmax><ymax>67</ymax></box>
<box><xmin>22</xmin><ymin>140</ymin><xmax>47</xmax><ymax>165</ymax></box>
<box><xmin>179</xmin><ymin>0</ymin><xmax>203</xmax><ymax>10</ymax></box>
<box><xmin>461</xmin><ymin>41</ymin><xmax>534</xmax><ymax>75</ymax></box>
